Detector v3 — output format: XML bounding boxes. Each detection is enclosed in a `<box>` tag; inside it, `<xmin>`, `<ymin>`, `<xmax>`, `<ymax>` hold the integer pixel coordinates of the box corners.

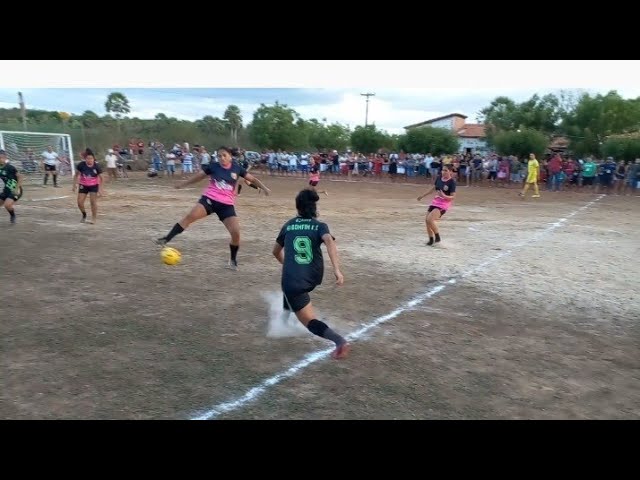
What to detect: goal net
<box><xmin>0</xmin><ymin>130</ymin><xmax>75</xmax><ymax>178</ymax></box>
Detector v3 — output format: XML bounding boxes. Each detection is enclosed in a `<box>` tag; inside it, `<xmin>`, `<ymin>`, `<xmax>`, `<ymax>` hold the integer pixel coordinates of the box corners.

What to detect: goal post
<box><xmin>0</xmin><ymin>130</ymin><xmax>75</xmax><ymax>177</ymax></box>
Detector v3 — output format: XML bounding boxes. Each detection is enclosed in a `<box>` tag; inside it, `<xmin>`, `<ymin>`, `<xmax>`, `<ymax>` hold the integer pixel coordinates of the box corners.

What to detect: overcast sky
<box><xmin>1</xmin><ymin>60</ymin><xmax>639</xmax><ymax>135</ymax></box>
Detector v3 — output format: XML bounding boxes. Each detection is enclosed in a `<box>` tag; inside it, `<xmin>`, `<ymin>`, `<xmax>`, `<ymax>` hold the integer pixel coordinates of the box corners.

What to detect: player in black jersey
<box><xmin>0</xmin><ymin>149</ymin><xmax>23</xmax><ymax>224</ymax></box>
<box><xmin>272</xmin><ymin>189</ymin><xmax>350</xmax><ymax>359</ymax></box>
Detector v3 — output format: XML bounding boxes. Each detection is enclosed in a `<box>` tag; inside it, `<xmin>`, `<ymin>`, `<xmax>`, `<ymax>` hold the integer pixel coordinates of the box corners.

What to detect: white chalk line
<box><xmin>190</xmin><ymin>194</ymin><xmax>605</xmax><ymax>420</ymax></box>
<box><xmin>25</xmin><ymin>195</ymin><xmax>70</xmax><ymax>202</ymax></box>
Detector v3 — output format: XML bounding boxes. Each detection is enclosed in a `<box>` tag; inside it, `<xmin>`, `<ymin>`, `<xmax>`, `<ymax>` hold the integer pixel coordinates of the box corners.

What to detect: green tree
<box><xmin>104</xmin><ymin>92</ymin><xmax>131</xmax><ymax>119</ymax></box>
<box><xmin>561</xmin><ymin>91</ymin><xmax>640</xmax><ymax>155</ymax></box>
<box><xmin>223</xmin><ymin>105</ymin><xmax>242</xmax><ymax>144</ymax></box>
<box><xmin>397</xmin><ymin>126</ymin><xmax>460</xmax><ymax>155</ymax></box>
<box><xmin>105</xmin><ymin>92</ymin><xmax>131</xmax><ymax>135</ymax></box>
<box><xmin>602</xmin><ymin>135</ymin><xmax>640</xmax><ymax>161</ymax></box>
<box><xmin>491</xmin><ymin>128</ymin><xmax>549</xmax><ymax>159</ymax></box>
<box><xmin>479</xmin><ymin>93</ymin><xmax>562</xmax><ymax>140</ymax></box>
<box><xmin>350</xmin><ymin>124</ymin><xmax>390</xmax><ymax>154</ymax></box>
<box><xmin>248</xmin><ymin>102</ymin><xmax>304</xmax><ymax>150</ymax></box>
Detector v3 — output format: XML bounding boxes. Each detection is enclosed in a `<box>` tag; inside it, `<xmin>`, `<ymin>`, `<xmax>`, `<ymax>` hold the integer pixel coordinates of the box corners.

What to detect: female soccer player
<box><xmin>307</xmin><ymin>158</ymin><xmax>328</xmax><ymax>196</ymax></box>
<box><xmin>417</xmin><ymin>164</ymin><xmax>457</xmax><ymax>246</ymax></box>
<box><xmin>519</xmin><ymin>153</ymin><xmax>541</xmax><ymax>198</ymax></box>
<box><xmin>272</xmin><ymin>189</ymin><xmax>349</xmax><ymax>359</ymax></box>
<box><xmin>0</xmin><ymin>149</ymin><xmax>23</xmax><ymax>224</ymax></box>
<box><xmin>155</xmin><ymin>146</ymin><xmax>271</xmax><ymax>270</ymax></box>
<box><xmin>72</xmin><ymin>149</ymin><xmax>104</xmax><ymax>224</ymax></box>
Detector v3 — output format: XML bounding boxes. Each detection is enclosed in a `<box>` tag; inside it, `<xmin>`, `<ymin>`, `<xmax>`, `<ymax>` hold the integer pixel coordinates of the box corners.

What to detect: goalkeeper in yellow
<box><xmin>519</xmin><ymin>153</ymin><xmax>541</xmax><ymax>198</ymax></box>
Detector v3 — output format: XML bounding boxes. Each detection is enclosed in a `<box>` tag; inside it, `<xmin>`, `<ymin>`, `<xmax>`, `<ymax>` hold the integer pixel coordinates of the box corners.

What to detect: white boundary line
<box><xmin>26</xmin><ymin>196</ymin><xmax>70</xmax><ymax>202</ymax></box>
<box><xmin>190</xmin><ymin>195</ymin><xmax>605</xmax><ymax>420</ymax></box>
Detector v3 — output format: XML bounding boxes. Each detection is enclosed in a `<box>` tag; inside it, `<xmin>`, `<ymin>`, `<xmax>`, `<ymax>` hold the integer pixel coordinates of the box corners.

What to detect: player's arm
<box><xmin>244</xmin><ymin>172</ymin><xmax>270</xmax><ymax>195</ymax></box>
<box><xmin>272</xmin><ymin>243</ymin><xmax>284</xmax><ymax>265</ymax></box>
<box><xmin>417</xmin><ymin>186</ymin><xmax>434</xmax><ymax>201</ymax></box>
<box><xmin>15</xmin><ymin>168</ymin><xmax>23</xmax><ymax>190</ymax></box>
<box><xmin>322</xmin><ymin>233</ymin><xmax>344</xmax><ymax>286</ymax></box>
<box><xmin>175</xmin><ymin>170</ymin><xmax>207</xmax><ymax>189</ymax></box>
<box><xmin>97</xmin><ymin>167</ymin><xmax>105</xmax><ymax>195</ymax></box>
<box><xmin>273</xmin><ymin>227</ymin><xmax>286</xmax><ymax>264</ymax></box>
<box><xmin>72</xmin><ymin>167</ymin><xmax>80</xmax><ymax>192</ymax></box>
<box><xmin>439</xmin><ymin>190</ymin><xmax>456</xmax><ymax>200</ymax></box>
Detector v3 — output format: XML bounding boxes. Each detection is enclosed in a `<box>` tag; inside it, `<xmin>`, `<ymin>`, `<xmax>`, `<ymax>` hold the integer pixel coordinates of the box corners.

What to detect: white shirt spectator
<box><xmin>105</xmin><ymin>153</ymin><xmax>118</xmax><ymax>168</ymax></box>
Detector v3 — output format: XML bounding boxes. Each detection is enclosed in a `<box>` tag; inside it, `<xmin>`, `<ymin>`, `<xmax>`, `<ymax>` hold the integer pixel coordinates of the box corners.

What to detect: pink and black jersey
<box><xmin>309</xmin><ymin>163</ymin><xmax>320</xmax><ymax>182</ymax></box>
<box><xmin>430</xmin><ymin>176</ymin><xmax>457</xmax><ymax>210</ymax></box>
<box><xmin>202</xmin><ymin>161</ymin><xmax>248</xmax><ymax>206</ymax></box>
<box><xmin>76</xmin><ymin>161</ymin><xmax>102</xmax><ymax>186</ymax></box>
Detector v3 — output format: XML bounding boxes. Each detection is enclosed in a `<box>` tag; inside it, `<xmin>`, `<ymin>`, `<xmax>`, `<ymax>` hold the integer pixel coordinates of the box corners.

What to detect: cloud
<box><xmin>1</xmin><ymin>86</ymin><xmax>640</xmax><ymax>135</ymax></box>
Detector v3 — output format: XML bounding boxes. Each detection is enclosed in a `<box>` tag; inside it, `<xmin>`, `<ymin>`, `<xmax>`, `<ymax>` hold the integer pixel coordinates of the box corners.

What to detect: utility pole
<box><xmin>18</xmin><ymin>92</ymin><xmax>27</xmax><ymax>130</ymax></box>
<box><xmin>360</xmin><ymin>92</ymin><xmax>375</xmax><ymax>127</ymax></box>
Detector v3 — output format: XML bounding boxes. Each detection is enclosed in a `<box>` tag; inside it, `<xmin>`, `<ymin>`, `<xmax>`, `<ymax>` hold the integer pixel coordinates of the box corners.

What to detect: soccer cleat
<box><xmin>225</xmin><ymin>259</ymin><xmax>238</xmax><ymax>271</ymax></box>
<box><xmin>324</xmin><ymin>191</ymin><xmax>329</xmax><ymax>197</ymax></box>
<box><xmin>331</xmin><ymin>342</ymin><xmax>350</xmax><ymax>360</ymax></box>
<box><xmin>532</xmin><ymin>194</ymin><xmax>540</xmax><ymax>198</ymax></box>
<box><xmin>10</xmin><ymin>215</ymin><xmax>16</xmax><ymax>224</ymax></box>
<box><xmin>154</xmin><ymin>237</ymin><xmax>167</xmax><ymax>246</ymax></box>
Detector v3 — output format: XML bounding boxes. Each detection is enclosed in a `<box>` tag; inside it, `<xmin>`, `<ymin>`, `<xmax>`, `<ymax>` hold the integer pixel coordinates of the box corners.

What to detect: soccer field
<box><xmin>2</xmin><ymin>174</ymin><xmax>639</xmax><ymax>420</ymax></box>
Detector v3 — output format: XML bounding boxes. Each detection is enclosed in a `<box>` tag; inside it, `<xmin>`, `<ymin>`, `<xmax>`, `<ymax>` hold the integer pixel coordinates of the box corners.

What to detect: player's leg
<box><xmin>285</xmin><ymin>292</ymin><xmax>350</xmax><ymax>359</ymax></box>
<box><xmin>425</xmin><ymin>209</ymin><xmax>435</xmax><ymax>245</ymax></box>
<box><xmin>77</xmin><ymin>191</ymin><xmax>88</xmax><ymax>222</ymax></box>
<box><xmin>155</xmin><ymin>198</ymin><xmax>209</xmax><ymax>245</ymax></box>
<box><xmin>520</xmin><ymin>181</ymin><xmax>531</xmax><ymax>197</ymax></box>
<box><xmin>3</xmin><ymin>196</ymin><xmax>16</xmax><ymax>223</ymax></box>
<box><xmin>88</xmin><ymin>192</ymin><xmax>98</xmax><ymax>224</ymax></box>
<box><xmin>426</xmin><ymin>207</ymin><xmax>443</xmax><ymax>245</ymax></box>
<box><xmin>532</xmin><ymin>181</ymin><xmax>540</xmax><ymax>197</ymax></box>
<box><xmin>221</xmin><ymin>214</ymin><xmax>240</xmax><ymax>270</ymax></box>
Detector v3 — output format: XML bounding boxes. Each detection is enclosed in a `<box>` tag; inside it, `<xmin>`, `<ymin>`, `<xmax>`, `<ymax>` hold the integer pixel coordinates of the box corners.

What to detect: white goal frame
<box><xmin>0</xmin><ymin>130</ymin><xmax>75</xmax><ymax>176</ymax></box>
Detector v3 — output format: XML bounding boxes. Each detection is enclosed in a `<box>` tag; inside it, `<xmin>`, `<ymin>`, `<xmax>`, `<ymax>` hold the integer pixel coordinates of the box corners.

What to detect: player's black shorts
<box><xmin>283</xmin><ymin>290</ymin><xmax>312</xmax><ymax>313</ymax></box>
<box><xmin>582</xmin><ymin>176</ymin><xmax>594</xmax><ymax>186</ymax></box>
<box><xmin>428</xmin><ymin>205</ymin><xmax>446</xmax><ymax>216</ymax></box>
<box><xmin>0</xmin><ymin>187</ymin><xmax>21</xmax><ymax>202</ymax></box>
<box><xmin>198</xmin><ymin>196</ymin><xmax>236</xmax><ymax>222</ymax></box>
<box><xmin>44</xmin><ymin>164</ymin><xmax>56</xmax><ymax>172</ymax></box>
<box><xmin>78</xmin><ymin>184</ymin><xmax>99</xmax><ymax>194</ymax></box>
<box><xmin>309</xmin><ymin>180</ymin><xmax>319</xmax><ymax>187</ymax></box>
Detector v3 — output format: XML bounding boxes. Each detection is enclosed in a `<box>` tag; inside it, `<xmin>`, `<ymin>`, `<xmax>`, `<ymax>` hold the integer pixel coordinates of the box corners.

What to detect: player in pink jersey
<box><xmin>307</xmin><ymin>159</ymin><xmax>328</xmax><ymax>196</ymax></box>
<box><xmin>72</xmin><ymin>149</ymin><xmax>104</xmax><ymax>224</ymax></box>
<box><xmin>417</xmin><ymin>164</ymin><xmax>457</xmax><ymax>246</ymax></box>
<box><xmin>155</xmin><ymin>146</ymin><xmax>271</xmax><ymax>270</ymax></box>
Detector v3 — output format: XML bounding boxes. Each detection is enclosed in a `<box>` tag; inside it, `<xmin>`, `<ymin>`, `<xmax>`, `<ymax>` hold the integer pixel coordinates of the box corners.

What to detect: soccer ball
<box><xmin>161</xmin><ymin>246</ymin><xmax>181</xmax><ymax>265</ymax></box>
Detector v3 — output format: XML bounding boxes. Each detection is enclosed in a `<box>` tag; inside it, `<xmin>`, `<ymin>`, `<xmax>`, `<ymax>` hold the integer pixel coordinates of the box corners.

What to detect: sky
<box><xmin>0</xmin><ymin>61</ymin><xmax>639</xmax><ymax>135</ymax></box>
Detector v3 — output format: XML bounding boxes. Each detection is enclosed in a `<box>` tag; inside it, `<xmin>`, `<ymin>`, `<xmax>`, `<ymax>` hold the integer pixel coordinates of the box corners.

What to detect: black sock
<box><xmin>230</xmin><ymin>244</ymin><xmax>239</xmax><ymax>263</ymax></box>
<box><xmin>249</xmin><ymin>183</ymin><xmax>259</xmax><ymax>190</ymax></box>
<box><xmin>43</xmin><ymin>174</ymin><xmax>48</xmax><ymax>185</ymax></box>
<box><xmin>81</xmin><ymin>211</ymin><xmax>87</xmax><ymax>219</ymax></box>
<box><xmin>435</xmin><ymin>233</ymin><xmax>441</xmax><ymax>242</ymax></box>
<box><xmin>164</xmin><ymin>223</ymin><xmax>184</xmax><ymax>242</ymax></box>
<box><xmin>427</xmin><ymin>237</ymin><xmax>434</xmax><ymax>245</ymax></box>
<box><xmin>53</xmin><ymin>174</ymin><xmax>58</xmax><ymax>186</ymax></box>
<box><xmin>237</xmin><ymin>184</ymin><xmax>242</xmax><ymax>195</ymax></box>
<box><xmin>307</xmin><ymin>319</ymin><xmax>346</xmax><ymax>347</ymax></box>
<box><xmin>8</xmin><ymin>208</ymin><xmax>15</xmax><ymax>218</ymax></box>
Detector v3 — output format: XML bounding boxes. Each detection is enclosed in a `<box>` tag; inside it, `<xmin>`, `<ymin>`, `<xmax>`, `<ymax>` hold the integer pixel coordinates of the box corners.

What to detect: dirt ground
<box><xmin>2</xmin><ymin>172</ymin><xmax>639</xmax><ymax>420</ymax></box>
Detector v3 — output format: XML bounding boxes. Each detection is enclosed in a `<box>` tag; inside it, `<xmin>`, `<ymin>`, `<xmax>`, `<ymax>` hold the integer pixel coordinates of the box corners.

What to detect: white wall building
<box><xmin>404</xmin><ymin>113</ymin><xmax>488</xmax><ymax>154</ymax></box>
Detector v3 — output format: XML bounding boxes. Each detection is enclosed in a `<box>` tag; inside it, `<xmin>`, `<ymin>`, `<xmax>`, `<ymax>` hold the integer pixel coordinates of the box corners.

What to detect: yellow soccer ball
<box><xmin>161</xmin><ymin>246</ymin><xmax>182</xmax><ymax>265</ymax></box>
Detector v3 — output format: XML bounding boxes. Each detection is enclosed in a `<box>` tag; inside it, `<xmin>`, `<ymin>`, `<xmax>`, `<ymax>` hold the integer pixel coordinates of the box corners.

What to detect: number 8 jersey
<box><xmin>275</xmin><ymin>216</ymin><xmax>332</xmax><ymax>294</ymax></box>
